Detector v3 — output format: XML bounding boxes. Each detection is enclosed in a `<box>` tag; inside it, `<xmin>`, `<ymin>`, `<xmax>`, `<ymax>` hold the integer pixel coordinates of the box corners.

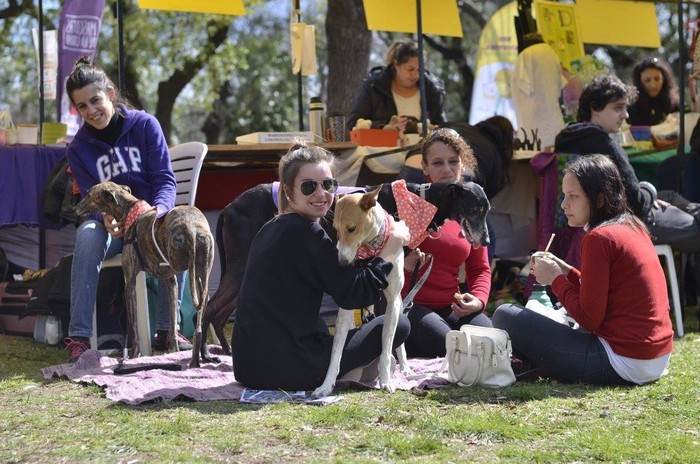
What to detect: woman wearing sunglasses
<box><xmin>401</xmin><ymin>128</ymin><xmax>493</xmax><ymax>359</ymax></box>
<box><xmin>232</xmin><ymin>142</ymin><xmax>411</xmax><ymax>392</ymax></box>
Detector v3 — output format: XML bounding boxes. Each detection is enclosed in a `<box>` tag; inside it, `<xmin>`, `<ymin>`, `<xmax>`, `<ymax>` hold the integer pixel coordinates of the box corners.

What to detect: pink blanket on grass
<box><xmin>42</xmin><ymin>346</ymin><xmax>451</xmax><ymax>405</ymax></box>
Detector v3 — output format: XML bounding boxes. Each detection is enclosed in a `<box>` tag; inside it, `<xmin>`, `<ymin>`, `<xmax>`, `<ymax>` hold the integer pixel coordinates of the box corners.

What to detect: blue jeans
<box><xmin>68</xmin><ymin>220</ymin><xmax>185</xmax><ymax>339</ymax></box>
<box><xmin>492</xmin><ymin>303</ymin><xmax>631</xmax><ymax>385</ymax></box>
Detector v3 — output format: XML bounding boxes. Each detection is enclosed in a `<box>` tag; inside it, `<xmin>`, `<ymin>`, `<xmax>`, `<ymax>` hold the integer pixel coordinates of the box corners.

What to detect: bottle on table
<box><xmin>309</xmin><ymin>96</ymin><xmax>325</xmax><ymax>143</ymax></box>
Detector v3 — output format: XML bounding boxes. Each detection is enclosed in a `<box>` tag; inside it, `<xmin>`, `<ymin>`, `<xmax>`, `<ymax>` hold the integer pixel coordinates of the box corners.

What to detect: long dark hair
<box><xmin>632</xmin><ymin>57</ymin><xmax>680</xmax><ymax>114</ymax></box>
<box><xmin>565</xmin><ymin>154</ymin><xmax>647</xmax><ymax>233</ymax></box>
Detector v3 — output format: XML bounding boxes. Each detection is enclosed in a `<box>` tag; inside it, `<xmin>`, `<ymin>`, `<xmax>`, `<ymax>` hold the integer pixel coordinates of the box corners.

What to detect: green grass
<box><xmin>1</xmin><ymin>316</ymin><xmax>699</xmax><ymax>463</ymax></box>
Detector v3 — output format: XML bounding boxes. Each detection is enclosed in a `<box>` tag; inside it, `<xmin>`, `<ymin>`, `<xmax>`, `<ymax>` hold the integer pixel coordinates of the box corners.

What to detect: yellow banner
<box><xmin>535</xmin><ymin>1</ymin><xmax>583</xmax><ymax>70</ymax></box>
<box><xmin>137</xmin><ymin>0</ymin><xmax>246</xmax><ymax>15</ymax></box>
<box><xmin>468</xmin><ymin>1</ymin><xmax>519</xmax><ymax>125</ymax></box>
<box><xmin>363</xmin><ymin>0</ymin><xmax>463</xmax><ymax>38</ymax></box>
<box><xmin>575</xmin><ymin>0</ymin><xmax>659</xmax><ymax>48</ymax></box>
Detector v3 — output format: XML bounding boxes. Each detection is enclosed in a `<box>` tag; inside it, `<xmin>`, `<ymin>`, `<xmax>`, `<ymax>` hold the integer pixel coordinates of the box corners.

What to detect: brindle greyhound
<box><xmin>200</xmin><ymin>181</ymin><xmax>490</xmax><ymax>363</ymax></box>
<box><xmin>74</xmin><ymin>181</ymin><xmax>215</xmax><ymax>368</ymax></box>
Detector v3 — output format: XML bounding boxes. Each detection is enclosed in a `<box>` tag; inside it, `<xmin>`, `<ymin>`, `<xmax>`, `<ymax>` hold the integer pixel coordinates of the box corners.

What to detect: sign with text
<box><xmin>56</xmin><ymin>0</ymin><xmax>105</xmax><ymax>136</ymax></box>
<box><xmin>534</xmin><ymin>1</ymin><xmax>583</xmax><ymax>70</ymax></box>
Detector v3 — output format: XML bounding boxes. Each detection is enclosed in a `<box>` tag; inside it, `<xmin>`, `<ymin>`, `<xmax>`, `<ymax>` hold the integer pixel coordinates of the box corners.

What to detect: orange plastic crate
<box><xmin>350</xmin><ymin>129</ymin><xmax>399</xmax><ymax>147</ymax></box>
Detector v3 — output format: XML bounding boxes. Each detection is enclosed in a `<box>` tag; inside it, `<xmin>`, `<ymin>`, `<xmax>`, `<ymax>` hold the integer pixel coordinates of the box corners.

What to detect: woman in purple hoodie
<box><xmin>62</xmin><ymin>56</ymin><xmax>186</xmax><ymax>362</ymax></box>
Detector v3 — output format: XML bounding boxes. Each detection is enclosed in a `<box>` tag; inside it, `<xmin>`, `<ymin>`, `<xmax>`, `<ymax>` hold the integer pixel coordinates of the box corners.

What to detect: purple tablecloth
<box><xmin>0</xmin><ymin>144</ymin><xmax>66</xmax><ymax>228</ymax></box>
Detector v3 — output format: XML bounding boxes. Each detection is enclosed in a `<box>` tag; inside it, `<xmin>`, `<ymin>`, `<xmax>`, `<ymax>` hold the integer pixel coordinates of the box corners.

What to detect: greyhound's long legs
<box><xmin>312</xmin><ymin>309</ymin><xmax>355</xmax><ymax>397</ymax></box>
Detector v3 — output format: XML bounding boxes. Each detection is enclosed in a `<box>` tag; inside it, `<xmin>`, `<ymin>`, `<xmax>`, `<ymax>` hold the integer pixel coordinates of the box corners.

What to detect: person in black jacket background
<box><xmin>347</xmin><ymin>40</ymin><xmax>446</xmax><ymax>132</ymax></box>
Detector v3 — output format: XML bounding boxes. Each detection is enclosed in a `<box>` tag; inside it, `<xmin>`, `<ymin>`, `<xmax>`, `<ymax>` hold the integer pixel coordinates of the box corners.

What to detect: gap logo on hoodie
<box><xmin>96</xmin><ymin>146</ymin><xmax>143</xmax><ymax>181</ymax></box>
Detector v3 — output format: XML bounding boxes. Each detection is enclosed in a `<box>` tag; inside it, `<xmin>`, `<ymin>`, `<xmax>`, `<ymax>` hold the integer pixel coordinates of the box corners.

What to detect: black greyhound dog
<box><xmin>199</xmin><ymin>181</ymin><xmax>490</xmax><ymax>362</ymax></box>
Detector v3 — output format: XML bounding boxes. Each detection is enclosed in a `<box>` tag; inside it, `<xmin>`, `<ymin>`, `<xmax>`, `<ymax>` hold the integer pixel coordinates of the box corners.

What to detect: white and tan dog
<box><xmin>312</xmin><ymin>187</ymin><xmax>411</xmax><ymax>397</ymax></box>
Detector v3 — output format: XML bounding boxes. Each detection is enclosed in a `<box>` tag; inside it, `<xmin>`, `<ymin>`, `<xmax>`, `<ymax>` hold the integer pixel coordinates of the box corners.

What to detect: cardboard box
<box><xmin>350</xmin><ymin>129</ymin><xmax>399</xmax><ymax>147</ymax></box>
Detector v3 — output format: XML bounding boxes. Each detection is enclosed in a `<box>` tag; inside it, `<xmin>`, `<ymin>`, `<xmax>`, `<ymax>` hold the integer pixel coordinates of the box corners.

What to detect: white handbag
<box><xmin>440</xmin><ymin>325</ymin><xmax>516</xmax><ymax>388</ymax></box>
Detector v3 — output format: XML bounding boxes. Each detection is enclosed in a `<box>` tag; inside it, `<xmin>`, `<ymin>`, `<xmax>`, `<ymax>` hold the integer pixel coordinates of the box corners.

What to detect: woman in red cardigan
<box><xmin>401</xmin><ymin>128</ymin><xmax>492</xmax><ymax>358</ymax></box>
<box><xmin>493</xmin><ymin>154</ymin><xmax>674</xmax><ymax>385</ymax></box>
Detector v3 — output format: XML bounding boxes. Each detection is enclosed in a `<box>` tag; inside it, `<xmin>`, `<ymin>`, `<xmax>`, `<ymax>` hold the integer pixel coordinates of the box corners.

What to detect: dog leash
<box><xmin>150</xmin><ymin>213</ymin><xmax>171</xmax><ymax>268</ymax></box>
<box><xmin>402</xmin><ymin>253</ymin><xmax>433</xmax><ymax>313</ymax></box>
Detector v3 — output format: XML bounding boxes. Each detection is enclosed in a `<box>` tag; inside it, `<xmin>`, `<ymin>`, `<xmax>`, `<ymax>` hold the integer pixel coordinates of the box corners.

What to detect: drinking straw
<box><xmin>544</xmin><ymin>233</ymin><xmax>556</xmax><ymax>253</ymax></box>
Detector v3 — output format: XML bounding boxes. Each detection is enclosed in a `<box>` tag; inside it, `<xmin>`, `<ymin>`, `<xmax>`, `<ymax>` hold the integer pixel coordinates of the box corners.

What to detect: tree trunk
<box><xmin>155</xmin><ymin>19</ymin><xmax>229</xmax><ymax>143</ymax></box>
<box><xmin>325</xmin><ymin>0</ymin><xmax>372</xmax><ymax>118</ymax></box>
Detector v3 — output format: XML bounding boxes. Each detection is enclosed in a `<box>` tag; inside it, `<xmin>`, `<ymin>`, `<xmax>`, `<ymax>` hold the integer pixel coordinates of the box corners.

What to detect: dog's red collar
<box><xmin>123</xmin><ymin>200</ymin><xmax>154</xmax><ymax>234</ymax></box>
<box><xmin>355</xmin><ymin>210</ymin><xmax>392</xmax><ymax>260</ymax></box>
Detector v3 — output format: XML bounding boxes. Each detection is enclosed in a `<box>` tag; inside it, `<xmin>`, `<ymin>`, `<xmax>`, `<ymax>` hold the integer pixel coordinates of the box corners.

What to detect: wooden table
<box><xmin>204</xmin><ymin>142</ymin><xmax>358</xmax><ymax>169</ymax></box>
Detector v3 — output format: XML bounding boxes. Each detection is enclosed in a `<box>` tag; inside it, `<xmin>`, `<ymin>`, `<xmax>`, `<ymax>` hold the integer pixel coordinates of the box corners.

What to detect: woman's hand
<box><xmin>103</xmin><ymin>214</ymin><xmax>124</xmax><ymax>239</ymax></box>
<box><xmin>654</xmin><ymin>199</ymin><xmax>670</xmax><ymax>210</ymax></box>
<box><xmin>404</xmin><ymin>248</ymin><xmax>426</xmax><ymax>273</ymax></box>
<box><xmin>451</xmin><ymin>292</ymin><xmax>484</xmax><ymax>318</ymax></box>
<box><xmin>394</xmin><ymin>116</ymin><xmax>410</xmax><ymax>132</ymax></box>
<box><xmin>530</xmin><ymin>253</ymin><xmax>565</xmax><ymax>286</ymax></box>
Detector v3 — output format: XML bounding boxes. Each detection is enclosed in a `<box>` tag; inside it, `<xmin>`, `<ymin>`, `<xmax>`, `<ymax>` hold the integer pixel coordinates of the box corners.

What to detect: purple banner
<box><xmin>56</xmin><ymin>0</ymin><xmax>106</xmax><ymax>137</ymax></box>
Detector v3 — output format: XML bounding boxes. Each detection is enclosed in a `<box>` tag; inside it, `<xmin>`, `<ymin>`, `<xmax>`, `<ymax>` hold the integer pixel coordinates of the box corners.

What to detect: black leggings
<box><xmin>404</xmin><ymin>304</ymin><xmax>493</xmax><ymax>358</ymax></box>
<box><xmin>337</xmin><ymin>313</ymin><xmax>411</xmax><ymax>377</ymax></box>
<box><xmin>492</xmin><ymin>304</ymin><xmax>632</xmax><ymax>386</ymax></box>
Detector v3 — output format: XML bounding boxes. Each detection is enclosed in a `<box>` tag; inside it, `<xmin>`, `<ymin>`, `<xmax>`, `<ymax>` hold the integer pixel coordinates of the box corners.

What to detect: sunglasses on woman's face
<box><xmin>298</xmin><ymin>178</ymin><xmax>339</xmax><ymax>196</ymax></box>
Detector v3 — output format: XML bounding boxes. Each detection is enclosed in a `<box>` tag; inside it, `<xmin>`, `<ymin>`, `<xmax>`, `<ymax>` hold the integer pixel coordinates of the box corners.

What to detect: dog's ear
<box><xmin>336</xmin><ymin>193</ymin><xmax>346</xmax><ymax>200</ymax></box>
<box><xmin>101</xmin><ymin>189</ymin><xmax>120</xmax><ymax>206</ymax></box>
<box><xmin>359</xmin><ymin>187</ymin><xmax>380</xmax><ymax>211</ymax></box>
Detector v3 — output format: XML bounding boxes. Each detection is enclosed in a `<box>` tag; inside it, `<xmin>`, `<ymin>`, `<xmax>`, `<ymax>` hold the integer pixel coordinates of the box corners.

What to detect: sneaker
<box><xmin>64</xmin><ymin>337</ymin><xmax>89</xmax><ymax>363</ymax></box>
<box><xmin>152</xmin><ymin>331</ymin><xmax>193</xmax><ymax>351</ymax></box>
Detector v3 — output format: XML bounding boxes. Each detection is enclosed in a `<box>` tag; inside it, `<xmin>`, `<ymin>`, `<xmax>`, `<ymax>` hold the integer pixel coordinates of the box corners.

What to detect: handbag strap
<box><xmin>451</xmin><ymin>330</ymin><xmax>477</xmax><ymax>386</ymax></box>
<box><xmin>402</xmin><ymin>253</ymin><xmax>433</xmax><ymax>313</ymax></box>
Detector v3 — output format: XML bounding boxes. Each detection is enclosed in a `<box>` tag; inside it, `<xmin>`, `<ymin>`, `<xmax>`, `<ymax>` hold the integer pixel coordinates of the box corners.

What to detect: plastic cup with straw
<box><xmin>530</xmin><ymin>233</ymin><xmax>556</xmax><ymax>276</ymax></box>
<box><xmin>544</xmin><ymin>233</ymin><xmax>556</xmax><ymax>254</ymax></box>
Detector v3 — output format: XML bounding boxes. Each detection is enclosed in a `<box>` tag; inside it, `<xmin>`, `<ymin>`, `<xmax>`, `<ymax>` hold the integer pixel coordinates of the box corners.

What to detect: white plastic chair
<box><xmin>90</xmin><ymin>142</ymin><xmax>209</xmax><ymax>355</ymax></box>
<box><xmin>654</xmin><ymin>244</ymin><xmax>684</xmax><ymax>338</ymax></box>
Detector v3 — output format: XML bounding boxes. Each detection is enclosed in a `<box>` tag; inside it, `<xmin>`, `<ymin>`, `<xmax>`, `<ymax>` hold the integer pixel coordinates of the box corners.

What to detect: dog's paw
<box><xmin>379</xmin><ymin>379</ymin><xmax>396</xmax><ymax>393</ymax></box>
<box><xmin>311</xmin><ymin>383</ymin><xmax>334</xmax><ymax>398</ymax></box>
<box><xmin>399</xmin><ymin>364</ymin><xmax>414</xmax><ymax>377</ymax></box>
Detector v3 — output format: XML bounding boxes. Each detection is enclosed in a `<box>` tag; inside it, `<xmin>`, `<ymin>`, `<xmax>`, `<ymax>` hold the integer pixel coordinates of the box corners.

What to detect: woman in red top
<box><xmin>493</xmin><ymin>154</ymin><xmax>674</xmax><ymax>385</ymax></box>
<box><xmin>402</xmin><ymin>128</ymin><xmax>492</xmax><ymax>358</ymax></box>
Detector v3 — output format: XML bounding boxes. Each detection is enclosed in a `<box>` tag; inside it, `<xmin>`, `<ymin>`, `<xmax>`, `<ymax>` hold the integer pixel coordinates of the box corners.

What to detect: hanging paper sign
<box><xmin>534</xmin><ymin>1</ymin><xmax>584</xmax><ymax>70</ymax></box>
<box><xmin>33</xmin><ymin>29</ymin><xmax>58</xmax><ymax>100</ymax></box>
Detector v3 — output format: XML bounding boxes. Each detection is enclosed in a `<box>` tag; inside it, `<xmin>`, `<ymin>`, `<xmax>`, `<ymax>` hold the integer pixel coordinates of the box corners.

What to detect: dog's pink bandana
<box><xmin>391</xmin><ymin>179</ymin><xmax>437</xmax><ymax>249</ymax></box>
<box><xmin>123</xmin><ymin>200</ymin><xmax>153</xmax><ymax>234</ymax></box>
<box><xmin>355</xmin><ymin>209</ymin><xmax>393</xmax><ymax>260</ymax></box>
